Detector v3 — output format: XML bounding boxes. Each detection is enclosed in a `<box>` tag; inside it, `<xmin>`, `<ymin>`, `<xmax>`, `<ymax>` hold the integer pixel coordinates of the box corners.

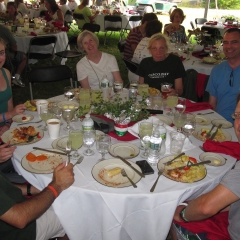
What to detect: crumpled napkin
<box><xmin>185</xmin><ymin>100</ymin><xmax>213</xmax><ymax>113</ymax></box>
<box><xmin>128</xmin><ymin>116</ymin><xmax>195</xmax><ymax>154</ymax></box>
<box><xmin>203</xmin><ymin>140</ymin><xmax>240</xmax><ymax>159</ymax></box>
<box><xmin>30</xmin><ymin>32</ymin><xmax>37</xmax><ymax>36</ymax></box>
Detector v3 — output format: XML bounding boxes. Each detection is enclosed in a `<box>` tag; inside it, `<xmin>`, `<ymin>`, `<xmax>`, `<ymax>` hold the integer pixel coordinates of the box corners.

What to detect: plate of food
<box><xmin>202</xmin><ymin>57</ymin><xmax>217</xmax><ymax>64</ymax></box>
<box><xmin>21</xmin><ymin>149</ymin><xmax>65</xmax><ymax>174</ymax></box>
<box><xmin>195</xmin><ymin>115</ymin><xmax>211</xmax><ymax>125</ymax></box>
<box><xmin>149</xmin><ymin>87</ymin><xmax>160</xmax><ymax>96</ymax></box>
<box><xmin>158</xmin><ymin>154</ymin><xmax>207</xmax><ymax>183</ymax></box>
<box><xmin>12</xmin><ymin>114</ymin><xmax>34</xmax><ymax>123</ymax></box>
<box><xmin>155</xmin><ymin>115</ymin><xmax>173</xmax><ymax>126</ymax></box>
<box><xmin>199</xmin><ymin>152</ymin><xmax>226</xmax><ymax>166</ymax></box>
<box><xmin>108</xmin><ymin>143</ymin><xmax>139</xmax><ymax>159</ymax></box>
<box><xmin>92</xmin><ymin>158</ymin><xmax>142</xmax><ymax>188</ymax></box>
<box><xmin>192</xmin><ymin>126</ymin><xmax>232</xmax><ymax>142</ymax></box>
<box><xmin>24</xmin><ymin>100</ymin><xmax>38</xmax><ymax>111</ymax></box>
<box><xmin>57</xmin><ymin>101</ymin><xmax>79</xmax><ymax>109</ymax></box>
<box><xmin>1</xmin><ymin>126</ymin><xmax>43</xmax><ymax>145</ymax></box>
<box><xmin>211</xmin><ymin>119</ymin><xmax>233</xmax><ymax>129</ymax></box>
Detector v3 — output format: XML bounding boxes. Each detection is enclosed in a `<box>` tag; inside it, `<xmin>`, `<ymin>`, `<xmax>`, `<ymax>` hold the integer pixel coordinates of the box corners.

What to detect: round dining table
<box><xmin>11</xmin><ymin>95</ymin><xmax>237</xmax><ymax>240</ymax></box>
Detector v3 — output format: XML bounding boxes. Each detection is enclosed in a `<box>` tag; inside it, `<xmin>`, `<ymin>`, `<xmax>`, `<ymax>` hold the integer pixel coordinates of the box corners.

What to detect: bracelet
<box><xmin>2</xmin><ymin>112</ymin><xmax>6</xmax><ymax>123</ymax></box>
<box><xmin>179</xmin><ymin>207</ymin><xmax>189</xmax><ymax>222</ymax></box>
<box><xmin>27</xmin><ymin>183</ymin><xmax>32</xmax><ymax>196</ymax></box>
<box><xmin>179</xmin><ymin>202</ymin><xmax>188</xmax><ymax>207</ymax></box>
<box><xmin>47</xmin><ymin>185</ymin><xmax>58</xmax><ymax>198</ymax></box>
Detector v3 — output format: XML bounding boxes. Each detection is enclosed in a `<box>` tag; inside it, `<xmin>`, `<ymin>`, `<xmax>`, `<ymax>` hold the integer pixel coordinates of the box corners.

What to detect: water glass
<box><xmin>69</xmin><ymin>130</ymin><xmax>83</xmax><ymax>159</ymax></box>
<box><xmin>173</xmin><ymin>111</ymin><xmax>187</xmax><ymax>132</ymax></box>
<box><xmin>96</xmin><ymin>135</ymin><xmax>111</xmax><ymax>161</ymax></box>
<box><xmin>170</xmin><ymin>131</ymin><xmax>186</xmax><ymax>155</ymax></box>
<box><xmin>175</xmin><ymin>97</ymin><xmax>186</xmax><ymax>113</ymax></box>
<box><xmin>39</xmin><ymin>105</ymin><xmax>53</xmax><ymax>131</ymax></box>
<box><xmin>182</xmin><ymin>113</ymin><xmax>196</xmax><ymax>142</ymax></box>
<box><xmin>62</xmin><ymin>108</ymin><xmax>75</xmax><ymax>131</ymax></box>
<box><xmin>83</xmin><ymin>130</ymin><xmax>96</xmax><ymax>156</ymax></box>
<box><xmin>151</xmin><ymin>95</ymin><xmax>162</xmax><ymax>110</ymax></box>
<box><xmin>64</xmin><ymin>86</ymin><xmax>75</xmax><ymax>101</ymax></box>
<box><xmin>139</xmin><ymin>122</ymin><xmax>153</xmax><ymax>150</ymax></box>
<box><xmin>140</xmin><ymin>135</ymin><xmax>151</xmax><ymax>159</ymax></box>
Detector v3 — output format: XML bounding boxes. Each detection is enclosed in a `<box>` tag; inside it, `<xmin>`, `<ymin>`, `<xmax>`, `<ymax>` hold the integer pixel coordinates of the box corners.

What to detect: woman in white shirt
<box><xmin>14</xmin><ymin>0</ymin><xmax>29</xmax><ymax>15</ymax></box>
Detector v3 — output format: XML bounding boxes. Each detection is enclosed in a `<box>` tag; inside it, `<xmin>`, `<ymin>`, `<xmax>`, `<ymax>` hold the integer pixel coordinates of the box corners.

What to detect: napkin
<box><xmin>128</xmin><ymin>116</ymin><xmax>196</xmax><ymax>154</ymax></box>
<box><xmin>30</xmin><ymin>32</ymin><xmax>37</xmax><ymax>36</ymax></box>
<box><xmin>174</xmin><ymin>211</ymin><xmax>230</xmax><ymax>240</ymax></box>
<box><xmin>192</xmin><ymin>51</ymin><xmax>207</xmax><ymax>59</ymax></box>
<box><xmin>185</xmin><ymin>100</ymin><xmax>213</xmax><ymax>113</ymax></box>
<box><xmin>108</xmin><ymin>131</ymin><xmax>138</xmax><ymax>141</ymax></box>
<box><xmin>203</xmin><ymin>140</ymin><xmax>240</xmax><ymax>159</ymax></box>
<box><xmin>196</xmin><ymin>73</ymin><xmax>208</xmax><ymax>98</ymax></box>
<box><xmin>180</xmin><ymin>56</ymin><xmax>186</xmax><ymax>61</ymax></box>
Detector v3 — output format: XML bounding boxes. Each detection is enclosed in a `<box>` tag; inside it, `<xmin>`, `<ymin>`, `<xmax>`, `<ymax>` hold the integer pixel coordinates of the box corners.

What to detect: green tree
<box><xmin>204</xmin><ymin>0</ymin><xmax>240</xmax><ymax>9</ymax></box>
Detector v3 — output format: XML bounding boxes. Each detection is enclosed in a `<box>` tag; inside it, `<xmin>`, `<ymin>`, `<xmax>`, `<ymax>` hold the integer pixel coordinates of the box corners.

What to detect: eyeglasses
<box><xmin>231</xmin><ymin>112</ymin><xmax>240</xmax><ymax>119</ymax></box>
<box><xmin>229</xmin><ymin>70</ymin><xmax>234</xmax><ymax>87</ymax></box>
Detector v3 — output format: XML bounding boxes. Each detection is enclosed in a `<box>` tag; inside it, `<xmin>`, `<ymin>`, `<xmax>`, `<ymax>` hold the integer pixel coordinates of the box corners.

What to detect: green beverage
<box><xmin>69</xmin><ymin>131</ymin><xmax>83</xmax><ymax>150</ymax></box>
<box><xmin>167</xmin><ymin>96</ymin><xmax>178</xmax><ymax>108</ymax></box>
<box><xmin>174</xmin><ymin>119</ymin><xmax>186</xmax><ymax>128</ymax></box>
<box><xmin>40</xmin><ymin>113</ymin><xmax>53</xmax><ymax>122</ymax></box>
<box><xmin>138</xmin><ymin>84</ymin><xmax>149</xmax><ymax>97</ymax></box>
<box><xmin>139</xmin><ymin>122</ymin><xmax>153</xmax><ymax>138</ymax></box>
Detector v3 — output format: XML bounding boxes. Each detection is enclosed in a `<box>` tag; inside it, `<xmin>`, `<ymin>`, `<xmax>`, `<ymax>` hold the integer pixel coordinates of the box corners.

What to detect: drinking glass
<box><xmin>161</xmin><ymin>82</ymin><xmax>172</xmax><ymax>99</ymax></box>
<box><xmin>187</xmin><ymin>43</ymin><xmax>194</xmax><ymax>59</ymax></box>
<box><xmin>138</xmin><ymin>84</ymin><xmax>149</xmax><ymax>97</ymax></box>
<box><xmin>79</xmin><ymin>88</ymin><xmax>91</xmax><ymax>101</ymax></box>
<box><xmin>166</xmin><ymin>94</ymin><xmax>178</xmax><ymax>116</ymax></box>
<box><xmin>52</xmin><ymin>103</ymin><xmax>62</xmax><ymax>120</ymax></box>
<box><xmin>151</xmin><ymin>95</ymin><xmax>162</xmax><ymax>110</ymax></box>
<box><xmin>69</xmin><ymin>130</ymin><xmax>83</xmax><ymax>159</ymax></box>
<box><xmin>113</xmin><ymin>82</ymin><xmax>123</xmax><ymax>93</ymax></box>
<box><xmin>83</xmin><ymin>130</ymin><xmax>96</xmax><ymax>156</ymax></box>
<box><xmin>175</xmin><ymin>97</ymin><xmax>186</xmax><ymax>113</ymax></box>
<box><xmin>62</xmin><ymin>108</ymin><xmax>75</xmax><ymax>131</ymax></box>
<box><xmin>173</xmin><ymin>111</ymin><xmax>187</xmax><ymax>132</ymax></box>
<box><xmin>64</xmin><ymin>86</ymin><xmax>75</xmax><ymax>101</ymax></box>
<box><xmin>96</xmin><ymin>135</ymin><xmax>111</xmax><ymax>161</ymax></box>
<box><xmin>140</xmin><ymin>134</ymin><xmax>151</xmax><ymax>158</ymax></box>
<box><xmin>39</xmin><ymin>105</ymin><xmax>53</xmax><ymax>131</ymax></box>
<box><xmin>139</xmin><ymin>122</ymin><xmax>153</xmax><ymax>150</ymax></box>
<box><xmin>182</xmin><ymin>113</ymin><xmax>196</xmax><ymax>143</ymax></box>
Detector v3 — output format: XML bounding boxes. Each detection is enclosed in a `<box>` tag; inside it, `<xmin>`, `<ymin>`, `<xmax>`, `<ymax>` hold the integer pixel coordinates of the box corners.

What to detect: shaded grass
<box><xmin>12</xmin><ymin>30</ymin><xmax>128</xmax><ymax>105</ymax></box>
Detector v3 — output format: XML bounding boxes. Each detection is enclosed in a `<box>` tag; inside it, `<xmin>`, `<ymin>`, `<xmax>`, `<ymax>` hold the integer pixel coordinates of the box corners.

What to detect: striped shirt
<box><xmin>123</xmin><ymin>26</ymin><xmax>143</xmax><ymax>60</ymax></box>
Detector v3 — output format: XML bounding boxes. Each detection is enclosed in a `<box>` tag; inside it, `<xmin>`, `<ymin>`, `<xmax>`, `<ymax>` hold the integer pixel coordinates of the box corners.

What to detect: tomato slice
<box><xmin>189</xmin><ymin>157</ymin><xmax>197</xmax><ymax>164</ymax></box>
<box><xmin>26</xmin><ymin>152</ymin><xmax>36</xmax><ymax>162</ymax></box>
<box><xmin>37</xmin><ymin>132</ymin><xmax>41</xmax><ymax>138</ymax></box>
<box><xmin>36</xmin><ymin>155</ymin><xmax>47</xmax><ymax>161</ymax></box>
<box><xmin>184</xmin><ymin>166</ymin><xmax>190</xmax><ymax>170</ymax></box>
<box><xmin>22</xmin><ymin>116</ymin><xmax>27</xmax><ymax>120</ymax></box>
<box><xmin>201</xmin><ymin>131</ymin><xmax>206</xmax><ymax>136</ymax></box>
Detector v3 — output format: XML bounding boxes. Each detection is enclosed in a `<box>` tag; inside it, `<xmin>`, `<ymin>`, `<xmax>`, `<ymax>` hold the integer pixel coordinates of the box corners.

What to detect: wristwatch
<box><xmin>179</xmin><ymin>207</ymin><xmax>189</xmax><ymax>222</ymax></box>
<box><xmin>27</xmin><ymin>183</ymin><xmax>32</xmax><ymax>196</ymax></box>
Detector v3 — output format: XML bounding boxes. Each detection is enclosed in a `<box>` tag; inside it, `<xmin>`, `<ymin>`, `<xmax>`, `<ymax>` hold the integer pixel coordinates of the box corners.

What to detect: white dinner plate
<box><xmin>92</xmin><ymin>158</ymin><xmax>142</xmax><ymax>188</ymax></box>
<box><xmin>21</xmin><ymin>149</ymin><xmax>66</xmax><ymax>174</ymax></box>
<box><xmin>199</xmin><ymin>152</ymin><xmax>226</xmax><ymax>166</ymax></box>
<box><xmin>108</xmin><ymin>143</ymin><xmax>139</xmax><ymax>159</ymax></box>
<box><xmin>56</xmin><ymin>136</ymin><xmax>69</xmax><ymax>150</ymax></box>
<box><xmin>12</xmin><ymin>114</ymin><xmax>34</xmax><ymax>123</ymax></box>
<box><xmin>1</xmin><ymin>127</ymin><xmax>44</xmax><ymax>145</ymax></box>
<box><xmin>155</xmin><ymin>115</ymin><xmax>173</xmax><ymax>126</ymax></box>
<box><xmin>57</xmin><ymin>101</ymin><xmax>79</xmax><ymax>109</ymax></box>
<box><xmin>211</xmin><ymin>119</ymin><xmax>233</xmax><ymax>129</ymax></box>
<box><xmin>195</xmin><ymin>115</ymin><xmax>211</xmax><ymax>125</ymax></box>
<box><xmin>192</xmin><ymin>126</ymin><xmax>232</xmax><ymax>142</ymax></box>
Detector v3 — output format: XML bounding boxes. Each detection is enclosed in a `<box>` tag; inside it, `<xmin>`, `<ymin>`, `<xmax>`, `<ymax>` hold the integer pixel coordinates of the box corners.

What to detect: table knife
<box><xmin>33</xmin><ymin>147</ymin><xmax>67</xmax><ymax>155</ymax></box>
<box><xmin>116</xmin><ymin>155</ymin><xmax>145</xmax><ymax>178</ymax></box>
<box><xmin>168</xmin><ymin>160</ymin><xmax>211</xmax><ymax>171</ymax></box>
<box><xmin>210</xmin><ymin>124</ymin><xmax>222</xmax><ymax>140</ymax></box>
<box><xmin>164</xmin><ymin>152</ymin><xmax>185</xmax><ymax>166</ymax></box>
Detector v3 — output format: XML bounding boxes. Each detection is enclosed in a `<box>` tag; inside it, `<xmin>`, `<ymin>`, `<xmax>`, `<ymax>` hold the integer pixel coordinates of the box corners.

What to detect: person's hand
<box><xmin>0</xmin><ymin>142</ymin><xmax>16</xmax><ymax>162</ymax></box>
<box><xmin>50</xmin><ymin>162</ymin><xmax>75</xmax><ymax>194</ymax></box>
<box><xmin>10</xmin><ymin>104</ymin><xmax>27</xmax><ymax>117</ymax></box>
<box><xmin>173</xmin><ymin>205</ymin><xmax>186</xmax><ymax>222</ymax></box>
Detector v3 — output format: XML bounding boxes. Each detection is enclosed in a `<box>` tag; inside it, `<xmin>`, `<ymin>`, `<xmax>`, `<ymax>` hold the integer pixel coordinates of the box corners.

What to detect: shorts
<box><xmin>9</xmin><ymin>51</ymin><xmax>24</xmax><ymax>66</ymax></box>
<box><xmin>36</xmin><ymin>207</ymin><xmax>66</xmax><ymax>240</ymax></box>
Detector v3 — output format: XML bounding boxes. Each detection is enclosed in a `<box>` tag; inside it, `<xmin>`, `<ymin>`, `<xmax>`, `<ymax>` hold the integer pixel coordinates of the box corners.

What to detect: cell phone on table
<box><xmin>136</xmin><ymin>160</ymin><xmax>154</xmax><ymax>175</ymax></box>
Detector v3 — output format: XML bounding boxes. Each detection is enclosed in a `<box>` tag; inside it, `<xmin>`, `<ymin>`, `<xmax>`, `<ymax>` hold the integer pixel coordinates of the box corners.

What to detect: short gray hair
<box><xmin>77</xmin><ymin>30</ymin><xmax>99</xmax><ymax>53</ymax></box>
<box><xmin>147</xmin><ymin>33</ymin><xmax>170</xmax><ymax>51</ymax></box>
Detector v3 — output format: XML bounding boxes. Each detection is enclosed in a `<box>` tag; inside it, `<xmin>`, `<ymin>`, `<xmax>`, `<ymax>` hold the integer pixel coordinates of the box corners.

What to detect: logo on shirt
<box><xmin>148</xmin><ymin>73</ymin><xmax>169</xmax><ymax>78</ymax></box>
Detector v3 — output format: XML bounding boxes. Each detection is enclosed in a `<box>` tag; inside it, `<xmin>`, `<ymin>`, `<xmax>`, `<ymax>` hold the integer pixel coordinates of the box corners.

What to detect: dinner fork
<box><xmin>206</xmin><ymin>124</ymin><xmax>215</xmax><ymax>138</ymax></box>
<box><xmin>150</xmin><ymin>169</ymin><xmax>164</xmax><ymax>192</ymax></box>
<box><xmin>73</xmin><ymin>156</ymin><xmax>84</xmax><ymax>167</ymax></box>
<box><xmin>18</xmin><ymin>120</ymin><xmax>42</xmax><ymax>126</ymax></box>
<box><xmin>121</xmin><ymin>169</ymin><xmax>137</xmax><ymax>188</ymax></box>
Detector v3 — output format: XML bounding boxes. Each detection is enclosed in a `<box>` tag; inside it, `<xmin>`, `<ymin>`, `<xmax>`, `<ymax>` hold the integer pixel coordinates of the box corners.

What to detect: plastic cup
<box><xmin>170</xmin><ymin>131</ymin><xmax>186</xmax><ymax>155</ymax></box>
<box><xmin>17</xmin><ymin>27</ymin><xmax>22</xmax><ymax>34</ymax></box>
<box><xmin>46</xmin><ymin>119</ymin><xmax>61</xmax><ymax>139</ymax></box>
<box><xmin>36</xmin><ymin>100</ymin><xmax>49</xmax><ymax>116</ymax></box>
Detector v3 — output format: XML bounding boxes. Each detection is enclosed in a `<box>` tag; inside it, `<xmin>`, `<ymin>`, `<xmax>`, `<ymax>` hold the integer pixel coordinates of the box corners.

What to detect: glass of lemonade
<box><xmin>40</xmin><ymin>105</ymin><xmax>53</xmax><ymax>131</ymax></box>
<box><xmin>166</xmin><ymin>94</ymin><xmax>178</xmax><ymax>115</ymax></box>
<box><xmin>69</xmin><ymin>130</ymin><xmax>83</xmax><ymax>159</ymax></box>
<box><xmin>138</xmin><ymin>84</ymin><xmax>149</xmax><ymax>97</ymax></box>
<box><xmin>139</xmin><ymin>122</ymin><xmax>153</xmax><ymax>150</ymax></box>
<box><xmin>79</xmin><ymin>89</ymin><xmax>91</xmax><ymax>101</ymax></box>
<box><xmin>173</xmin><ymin>111</ymin><xmax>187</xmax><ymax>132</ymax></box>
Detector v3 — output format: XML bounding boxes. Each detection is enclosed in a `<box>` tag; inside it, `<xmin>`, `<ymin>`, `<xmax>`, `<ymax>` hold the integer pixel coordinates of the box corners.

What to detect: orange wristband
<box><xmin>47</xmin><ymin>185</ymin><xmax>58</xmax><ymax>198</ymax></box>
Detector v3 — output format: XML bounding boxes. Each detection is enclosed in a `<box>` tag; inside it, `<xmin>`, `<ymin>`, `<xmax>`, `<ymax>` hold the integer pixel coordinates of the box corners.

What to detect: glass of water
<box><xmin>96</xmin><ymin>135</ymin><xmax>111</xmax><ymax>161</ymax></box>
<box><xmin>62</xmin><ymin>108</ymin><xmax>75</xmax><ymax>131</ymax></box>
<box><xmin>182</xmin><ymin>113</ymin><xmax>196</xmax><ymax>143</ymax></box>
<box><xmin>83</xmin><ymin>130</ymin><xmax>96</xmax><ymax>156</ymax></box>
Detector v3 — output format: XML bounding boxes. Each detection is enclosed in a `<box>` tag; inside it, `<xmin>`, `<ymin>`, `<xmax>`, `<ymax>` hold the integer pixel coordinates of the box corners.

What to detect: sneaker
<box><xmin>12</xmin><ymin>77</ymin><xmax>25</xmax><ymax>87</ymax></box>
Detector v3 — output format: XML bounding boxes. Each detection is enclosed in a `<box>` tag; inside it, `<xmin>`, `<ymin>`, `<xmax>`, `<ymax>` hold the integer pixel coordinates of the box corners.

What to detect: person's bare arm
<box><xmin>57</xmin><ymin>9</ymin><xmax>64</xmax><ymax>24</ymax></box>
<box><xmin>0</xmin><ymin>143</ymin><xmax>16</xmax><ymax>163</ymax></box>
<box><xmin>79</xmin><ymin>77</ymin><xmax>91</xmax><ymax>89</ymax></box>
<box><xmin>172</xmin><ymin>78</ymin><xmax>183</xmax><ymax>96</ymax></box>
<box><xmin>112</xmin><ymin>71</ymin><xmax>123</xmax><ymax>83</ymax></box>
<box><xmin>130</xmin><ymin>43</ymin><xmax>138</xmax><ymax>53</ymax></box>
<box><xmin>12</xmin><ymin>183</ymin><xmax>40</xmax><ymax>196</ymax></box>
<box><xmin>173</xmin><ymin>184</ymin><xmax>239</xmax><ymax>222</ymax></box>
<box><xmin>0</xmin><ymin>162</ymin><xmax>74</xmax><ymax>229</ymax></box>
<box><xmin>138</xmin><ymin>76</ymin><xmax>144</xmax><ymax>84</ymax></box>
<box><xmin>209</xmin><ymin>95</ymin><xmax>217</xmax><ymax>111</ymax></box>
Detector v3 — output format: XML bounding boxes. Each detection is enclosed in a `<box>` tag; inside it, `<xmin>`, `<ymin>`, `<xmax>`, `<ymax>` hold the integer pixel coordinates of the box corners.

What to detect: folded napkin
<box><xmin>203</xmin><ymin>140</ymin><xmax>240</xmax><ymax>159</ymax></box>
<box><xmin>185</xmin><ymin>100</ymin><xmax>213</xmax><ymax>113</ymax></box>
<box><xmin>30</xmin><ymin>32</ymin><xmax>37</xmax><ymax>36</ymax></box>
<box><xmin>196</xmin><ymin>73</ymin><xmax>208</xmax><ymax>98</ymax></box>
<box><xmin>128</xmin><ymin>116</ymin><xmax>195</xmax><ymax>154</ymax></box>
<box><xmin>180</xmin><ymin>56</ymin><xmax>186</xmax><ymax>61</ymax></box>
<box><xmin>108</xmin><ymin>131</ymin><xmax>138</xmax><ymax>141</ymax></box>
<box><xmin>192</xmin><ymin>51</ymin><xmax>207</xmax><ymax>59</ymax></box>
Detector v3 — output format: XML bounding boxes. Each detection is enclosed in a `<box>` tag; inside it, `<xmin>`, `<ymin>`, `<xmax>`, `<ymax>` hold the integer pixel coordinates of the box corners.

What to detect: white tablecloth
<box><xmin>14</xmin><ymin>31</ymin><xmax>69</xmax><ymax>64</ymax></box>
<box><xmin>95</xmin><ymin>14</ymin><xmax>141</xmax><ymax>32</ymax></box>
<box><xmin>11</xmin><ymin>96</ymin><xmax>237</xmax><ymax>240</ymax></box>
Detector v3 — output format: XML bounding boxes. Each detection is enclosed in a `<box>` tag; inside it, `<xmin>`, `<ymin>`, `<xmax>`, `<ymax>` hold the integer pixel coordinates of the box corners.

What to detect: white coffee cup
<box><xmin>36</xmin><ymin>100</ymin><xmax>49</xmax><ymax>116</ymax></box>
<box><xmin>46</xmin><ymin>118</ymin><xmax>61</xmax><ymax>139</ymax></box>
<box><xmin>17</xmin><ymin>26</ymin><xmax>22</xmax><ymax>34</ymax></box>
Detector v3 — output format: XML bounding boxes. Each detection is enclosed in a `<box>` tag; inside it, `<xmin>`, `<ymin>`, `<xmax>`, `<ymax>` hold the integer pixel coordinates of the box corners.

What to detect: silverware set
<box><xmin>207</xmin><ymin>124</ymin><xmax>222</xmax><ymax>140</ymax></box>
<box><xmin>17</xmin><ymin>120</ymin><xmax>42</xmax><ymax>126</ymax></box>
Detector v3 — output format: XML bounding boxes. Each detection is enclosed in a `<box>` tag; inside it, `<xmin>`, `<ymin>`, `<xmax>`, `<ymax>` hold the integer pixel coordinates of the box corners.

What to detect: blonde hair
<box><xmin>77</xmin><ymin>30</ymin><xmax>99</xmax><ymax>53</ymax></box>
<box><xmin>147</xmin><ymin>33</ymin><xmax>170</xmax><ymax>51</ymax></box>
<box><xmin>170</xmin><ymin>8</ymin><xmax>186</xmax><ymax>23</ymax></box>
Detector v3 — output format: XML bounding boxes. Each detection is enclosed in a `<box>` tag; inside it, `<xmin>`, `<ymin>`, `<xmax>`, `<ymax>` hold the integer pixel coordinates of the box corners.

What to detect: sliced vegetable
<box><xmin>26</xmin><ymin>152</ymin><xmax>37</xmax><ymax>162</ymax></box>
<box><xmin>36</xmin><ymin>155</ymin><xmax>48</xmax><ymax>161</ymax></box>
<box><xmin>184</xmin><ymin>166</ymin><xmax>190</xmax><ymax>170</ymax></box>
<box><xmin>189</xmin><ymin>157</ymin><xmax>197</xmax><ymax>164</ymax></box>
